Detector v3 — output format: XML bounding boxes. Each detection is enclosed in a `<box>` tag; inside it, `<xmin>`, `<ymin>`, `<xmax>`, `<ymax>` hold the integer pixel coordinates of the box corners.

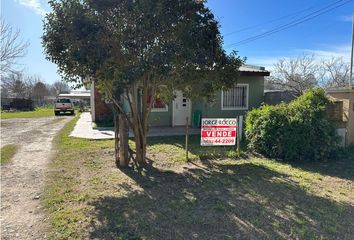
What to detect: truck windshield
<box><xmin>56</xmin><ymin>99</ymin><xmax>71</xmax><ymax>103</ymax></box>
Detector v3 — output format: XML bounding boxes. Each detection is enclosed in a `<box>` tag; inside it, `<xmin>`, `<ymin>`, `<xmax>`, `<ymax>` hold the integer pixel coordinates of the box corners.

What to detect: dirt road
<box><xmin>1</xmin><ymin>116</ymin><xmax>73</xmax><ymax>240</ymax></box>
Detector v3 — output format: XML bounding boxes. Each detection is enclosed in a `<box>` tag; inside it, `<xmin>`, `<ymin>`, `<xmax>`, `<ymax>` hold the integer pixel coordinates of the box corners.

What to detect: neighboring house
<box><xmin>326</xmin><ymin>87</ymin><xmax>354</xmax><ymax>146</ymax></box>
<box><xmin>90</xmin><ymin>82</ymin><xmax>112</xmax><ymax>122</ymax></box>
<box><xmin>91</xmin><ymin>65</ymin><xmax>270</xmax><ymax>126</ymax></box>
<box><xmin>264</xmin><ymin>90</ymin><xmax>297</xmax><ymax>105</ymax></box>
<box><xmin>58</xmin><ymin>90</ymin><xmax>91</xmax><ymax>107</ymax></box>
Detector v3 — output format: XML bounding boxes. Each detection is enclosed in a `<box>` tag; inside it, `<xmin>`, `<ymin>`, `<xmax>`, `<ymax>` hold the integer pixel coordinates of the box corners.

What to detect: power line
<box><xmin>224</xmin><ymin>3</ymin><xmax>322</xmax><ymax>37</ymax></box>
<box><xmin>225</xmin><ymin>0</ymin><xmax>353</xmax><ymax>48</ymax></box>
<box><xmin>225</xmin><ymin>0</ymin><xmax>352</xmax><ymax>47</ymax></box>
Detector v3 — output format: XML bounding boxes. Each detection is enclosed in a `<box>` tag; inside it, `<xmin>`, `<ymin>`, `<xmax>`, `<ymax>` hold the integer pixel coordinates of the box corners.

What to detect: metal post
<box><xmin>350</xmin><ymin>12</ymin><xmax>354</xmax><ymax>88</ymax></box>
<box><xmin>185</xmin><ymin>117</ymin><xmax>189</xmax><ymax>161</ymax></box>
<box><xmin>236</xmin><ymin>116</ymin><xmax>240</xmax><ymax>155</ymax></box>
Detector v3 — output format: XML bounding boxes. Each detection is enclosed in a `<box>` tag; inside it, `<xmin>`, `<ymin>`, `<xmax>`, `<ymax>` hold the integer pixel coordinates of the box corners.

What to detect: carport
<box><xmin>58</xmin><ymin>91</ymin><xmax>91</xmax><ymax>109</ymax></box>
<box><xmin>58</xmin><ymin>91</ymin><xmax>91</xmax><ymax>100</ymax></box>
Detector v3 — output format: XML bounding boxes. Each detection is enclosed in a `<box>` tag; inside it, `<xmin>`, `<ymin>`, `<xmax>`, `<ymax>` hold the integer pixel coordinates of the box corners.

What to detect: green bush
<box><xmin>246</xmin><ymin>88</ymin><xmax>338</xmax><ymax>161</ymax></box>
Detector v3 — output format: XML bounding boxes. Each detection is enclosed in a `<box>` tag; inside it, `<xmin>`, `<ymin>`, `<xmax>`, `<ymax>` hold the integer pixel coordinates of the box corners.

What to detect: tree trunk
<box><xmin>114</xmin><ymin>110</ymin><xmax>129</xmax><ymax>168</ymax></box>
<box><xmin>133</xmin><ymin>126</ymin><xmax>147</xmax><ymax>164</ymax></box>
<box><xmin>114</xmin><ymin>113</ymin><xmax>120</xmax><ymax>167</ymax></box>
<box><xmin>119</xmin><ymin>113</ymin><xmax>129</xmax><ymax>167</ymax></box>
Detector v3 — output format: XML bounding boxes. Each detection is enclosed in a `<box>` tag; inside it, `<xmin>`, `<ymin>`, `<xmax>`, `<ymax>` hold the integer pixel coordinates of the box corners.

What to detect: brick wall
<box><xmin>327</xmin><ymin>90</ymin><xmax>354</xmax><ymax>145</ymax></box>
<box><xmin>326</xmin><ymin>101</ymin><xmax>344</xmax><ymax>123</ymax></box>
<box><xmin>94</xmin><ymin>88</ymin><xmax>112</xmax><ymax>123</ymax></box>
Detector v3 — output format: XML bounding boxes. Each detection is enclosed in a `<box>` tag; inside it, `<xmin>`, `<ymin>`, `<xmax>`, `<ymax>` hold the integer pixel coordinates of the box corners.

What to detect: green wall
<box><xmin>192</xmin><ymin>76</ymin><xmax>264</xmax><ymax>118</ymax></box>
<box><xmin>148</xmin><ymin>107</ymin><xmax>172</xmax><ymax>126</ymax></box>
<box><xmin>148</xmin><ymin>75</ymin><xmax>265</xmax><ymax>126</ymax></box>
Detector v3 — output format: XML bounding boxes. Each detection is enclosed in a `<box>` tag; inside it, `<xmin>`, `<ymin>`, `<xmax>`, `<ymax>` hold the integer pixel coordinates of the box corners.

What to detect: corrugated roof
<box><xmin>239</xmin><ymin>64</ymin><xmax>269</xmax><ymax>73</ymax></box>
<box><xmin>58</xmin><ymin>91</ymin><xmax>90</xmax><ymax>98</ymax></box>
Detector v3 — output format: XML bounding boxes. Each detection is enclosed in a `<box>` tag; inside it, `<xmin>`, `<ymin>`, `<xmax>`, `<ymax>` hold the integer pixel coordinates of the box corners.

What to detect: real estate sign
<box><xmin>201</xmin><ymin>118</ymin><xmax>237</xmax><ymax>146</ymax></box>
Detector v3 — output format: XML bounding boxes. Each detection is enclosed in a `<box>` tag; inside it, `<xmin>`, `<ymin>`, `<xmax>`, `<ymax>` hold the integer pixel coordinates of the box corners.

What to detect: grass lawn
<box><xmin>1</xmin><ymin>144</ymin><xmax>18</xmax><ymax>165</ymax></box>
<box><xmin>44</xmin><ymin>117</ymin><xmax>354</xmax><ymax>240</ymax></box>
<box><xmin>1</xmin><ymin>107</ymin><xmax>54</xmax><ymax>119</ymax></box>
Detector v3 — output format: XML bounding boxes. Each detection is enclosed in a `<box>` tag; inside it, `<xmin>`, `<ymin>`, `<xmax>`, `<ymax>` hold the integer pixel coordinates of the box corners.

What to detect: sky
<box><xmin>1</xmin><ymin>0</ymin><xmax>354</xmax><ymax>84</ymax></box>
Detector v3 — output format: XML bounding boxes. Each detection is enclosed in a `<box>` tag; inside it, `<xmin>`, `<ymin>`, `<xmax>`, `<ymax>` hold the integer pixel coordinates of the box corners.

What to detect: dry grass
<box><xmin>44</xmin><ymin>118</ymin><xmax>354</xmax><ymax>240</ymax></box>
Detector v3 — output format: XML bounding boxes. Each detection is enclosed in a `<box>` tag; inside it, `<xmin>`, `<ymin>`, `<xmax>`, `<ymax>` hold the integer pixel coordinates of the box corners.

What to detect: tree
<box><xmin>0</xmin><ymin>19</ymin><xmax>29</xmax><ymax>75</ymax></box>
<box><xmin>43</xmin><ymin>0</ymin><xmax>243</xmax><ymax>166</ymax></box>
<box><xmin>268</xmin><ymin>54</ymin><xmax>320</xmax><ymax>96</ymax></box>
<box><xmin>50</xmin><ymin>81</ymin><xmax>70</xmax><ymax>96</ymax></box>
<box><xmin>1</xmin><ymin>84</ymin><xmax>9</xmax><ymax>98</ymax></box>
<box><xmin>1</xmin><ymin>72</ymin><xmax>49</xmax><ymax>100</ymax></box>
<box><xmin>321</xmin><ymin>57</ymin><xmax>350</xmax><ymax>88</ymax></box>
<box><xmin>2</xmin><ymin>72</ymin><xmax>28</xmax><ymax>98</ymax></box>
<box><xmin>32</xmin><ymin>80</ymin><xmax>49</xmax><ymax>104</ymax></box>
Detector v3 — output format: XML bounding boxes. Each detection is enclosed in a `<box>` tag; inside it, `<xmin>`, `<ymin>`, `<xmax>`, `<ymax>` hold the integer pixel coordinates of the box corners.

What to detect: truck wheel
<box><xmin>54</xmin><ymin>111</ymin><xmax>59</xmax><ymax>116</ymax></box>
<box><xmin>70</xmin><ymin>111</ymin><xmax>75</xmax><ymax>115</ymax></box>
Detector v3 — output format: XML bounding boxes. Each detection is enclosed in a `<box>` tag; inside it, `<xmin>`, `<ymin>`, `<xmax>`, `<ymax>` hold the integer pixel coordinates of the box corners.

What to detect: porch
<box><xmin>70</xmin><ymin>112</ymin><xmax>200</xmax><ymax>140</ymax></box>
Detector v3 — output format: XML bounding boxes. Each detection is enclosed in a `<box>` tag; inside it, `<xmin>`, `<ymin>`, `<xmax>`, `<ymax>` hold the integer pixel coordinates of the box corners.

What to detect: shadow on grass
<box><xmin>88</xmin><ymin>161</ymin><xmax>354</xmax><ymax>240</ymax></box>
<box><xmin>286</xmin><ymin>147</ymin><xmax>354</xmax><ymax>181</ymax></box>
<box><xmin>147</xmin><ymin>135</ymin><xmax>248</xmax><ymax>160</ymax></box>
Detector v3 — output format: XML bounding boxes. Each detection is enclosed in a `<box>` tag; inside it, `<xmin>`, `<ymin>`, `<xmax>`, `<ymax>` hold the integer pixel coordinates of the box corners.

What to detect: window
<box><xmin>151</xmin><ymin>96</ymin><xmax>168</xmax><ymax>112</ymax></box>
<box><xmin>56</xmin><ymin>98</ymin><xmax>71</xmax><ymax>103</ymax></box>
<box><xmin>221</xmin><ymin>84</ymin><xmax>248</xmax><ymax>110</ymax></box>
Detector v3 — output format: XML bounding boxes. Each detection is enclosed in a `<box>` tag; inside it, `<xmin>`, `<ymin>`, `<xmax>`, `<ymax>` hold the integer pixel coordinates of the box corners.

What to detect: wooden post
<box><xmin>185</xmin><ymin>117</ymin><xmax>189</xmax><ymax>161</ymax></box>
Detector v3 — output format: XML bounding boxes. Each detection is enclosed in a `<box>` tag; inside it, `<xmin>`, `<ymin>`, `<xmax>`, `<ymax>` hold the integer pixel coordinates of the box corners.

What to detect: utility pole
<box><xmin>350</xmin><ymin>11</ymin><xmax>354</xmax><ymax>88</ymax></box>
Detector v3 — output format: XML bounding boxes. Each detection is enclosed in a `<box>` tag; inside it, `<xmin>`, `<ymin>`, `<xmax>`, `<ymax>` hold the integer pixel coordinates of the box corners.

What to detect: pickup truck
<box><xmin>54</xmin><ymin>98</ymin><xmax>75</xmax><ymax>116</ymax></box>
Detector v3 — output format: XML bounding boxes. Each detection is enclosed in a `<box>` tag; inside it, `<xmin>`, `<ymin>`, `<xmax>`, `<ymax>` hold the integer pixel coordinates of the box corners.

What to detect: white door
<box><xmin>173</xmin><ymin>91</ymin><xmax>191</xmax><ymax>126</ymax></box>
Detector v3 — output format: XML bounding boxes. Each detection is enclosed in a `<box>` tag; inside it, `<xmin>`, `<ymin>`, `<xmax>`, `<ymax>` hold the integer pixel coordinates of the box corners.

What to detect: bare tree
<box><xmin>24</xmin><ymin>75</ymin><xmax>35</xmax><ymax>99</ymax></box>
<box><xmin>321</xmin><ymin>57</ymin><xmax>350</xmax><ymax>88</ymax></box>
<box><xmin>2</xmin><ymin>72</ymin><xmax>27</xmax><ymax>98</ymax></box>
<box><xmin>1</xmin><ymin>84</ymin><xmax>9</xmax><ymax>98</ymax></box>
<box><xmin>0</xmin><ymin>19</ymin><xmax>29</xmax><ymax>75</ymax></box>
<box><xmin>50</xmin><ymin>81</ymin><xmax>70</xmax><ymax>96</ymax></box>
<box><xmin>268</xmin><ymin>54</ymin><xmax>320</xmax><ymax>96</ymax></box>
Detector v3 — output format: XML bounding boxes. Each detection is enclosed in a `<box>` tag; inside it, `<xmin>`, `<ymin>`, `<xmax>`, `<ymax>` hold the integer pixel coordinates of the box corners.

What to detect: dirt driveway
<box><xmin>1</xmin><ymin>116</ymin><xmax>73</xmax><ymax>240</ymax></box>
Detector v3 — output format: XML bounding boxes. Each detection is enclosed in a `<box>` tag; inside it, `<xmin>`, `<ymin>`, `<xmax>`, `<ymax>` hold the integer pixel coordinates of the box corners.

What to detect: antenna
<box><xmin>350</xmin><ymin>11</ymin><xmax>354</xmax><ymax>88</ymax></box>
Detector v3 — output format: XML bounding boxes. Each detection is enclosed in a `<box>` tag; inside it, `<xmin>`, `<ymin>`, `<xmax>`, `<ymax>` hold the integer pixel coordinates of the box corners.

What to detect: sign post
<box><xmin>200</xmin><ymin>118</ymin><xmax>237</xmax><ymax>146</ymax></box>
<box><xmin>236</xmin><ymin>117</ymin><xmax>240</xmax><ymax>154</ymax></box>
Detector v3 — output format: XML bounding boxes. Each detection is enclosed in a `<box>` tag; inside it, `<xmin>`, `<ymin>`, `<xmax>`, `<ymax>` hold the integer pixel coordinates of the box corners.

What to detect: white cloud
<box><xmin>339</xmin><ymin>15</ymin><xmax>352</xmax><ymax>22</ymax></box>
<box><xmin>246</xmin><ymin>44</ymin><xmax>351</xmax><ymax>70</ymax></box>
<box><xmin>300</xmin><ymin>44</ymin><xmax>351</xmax><ymax>61</ymax></box>
<box><xmin>246</xmin><ymin>56</ymin><xmax>279</xmax><ymax>69</ymax></box>
<box><xmin>15</xmin><ymin>0</ymin><xmax>47</xmax><ymax>16</ymax></box>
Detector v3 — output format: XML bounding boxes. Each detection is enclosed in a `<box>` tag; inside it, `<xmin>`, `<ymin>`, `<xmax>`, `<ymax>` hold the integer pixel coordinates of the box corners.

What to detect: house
<box><xmin>264</xmin><ymin>90</ymin><xmax>297</xmax><ymax>105</ymax></box>
<box><xmin>326</xmin><ymin>87</ymin><xmax>354</xmax><ymax>146</ymax></box>
<box><xmin>90</xmin><ymin>82</ymin><xmax>113</xmax><ymax>123</ymax></box>
<box><xmin>90</xmin><ymin>64</ymin><xmax>270</xmax><ymax>126</ymax></box>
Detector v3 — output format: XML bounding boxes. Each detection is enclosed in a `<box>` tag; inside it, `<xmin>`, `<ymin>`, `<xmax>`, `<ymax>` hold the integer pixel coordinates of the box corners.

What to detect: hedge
<box><xmin>245</xmin><ymin>88</ymin><xmax>338</xmax><ymax>161</ymax></box>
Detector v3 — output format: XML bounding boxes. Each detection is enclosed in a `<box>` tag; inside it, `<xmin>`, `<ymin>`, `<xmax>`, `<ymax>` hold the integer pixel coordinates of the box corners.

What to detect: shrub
<box><xmin>10</xmin><ymin>98</ymin><xmax>34</xmax><ymax>111</ymax></box>
<box><xmin>246</xmin><ymin>88</ymin><xmax>338</xmax><ymax>161</ymax></box>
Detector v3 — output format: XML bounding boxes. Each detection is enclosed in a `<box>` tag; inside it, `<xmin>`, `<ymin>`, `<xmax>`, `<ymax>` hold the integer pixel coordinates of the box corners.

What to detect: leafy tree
<box><xmin>43</xmin><ymin>0</ymin><xmax>244</xmax><ymax>166</ymax></box>
<box><xmin>32</xmin><ymin>81</ymin><xmax>49</xmax><ymax>104</ymax></box>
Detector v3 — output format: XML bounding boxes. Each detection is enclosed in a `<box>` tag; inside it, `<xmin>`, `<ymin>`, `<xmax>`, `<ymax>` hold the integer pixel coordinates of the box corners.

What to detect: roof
<box><xmin>264</xmin><ymin>90</ymin><xmax>286</xmax><ymax>93</ymax></box>
<box><xmin>239</xmin><ymin>64</ymin><xmax>270</xmax><ymax>76</ymax></box>
<box><xmin>58</xmin><ymin>91</ymin><xmax>90</xmax><ymax>99</ymax></box>
<box><xmin>326</xmin><ymin>86</ymin><xmax>354</xmax><ymax>93</ymax></box>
